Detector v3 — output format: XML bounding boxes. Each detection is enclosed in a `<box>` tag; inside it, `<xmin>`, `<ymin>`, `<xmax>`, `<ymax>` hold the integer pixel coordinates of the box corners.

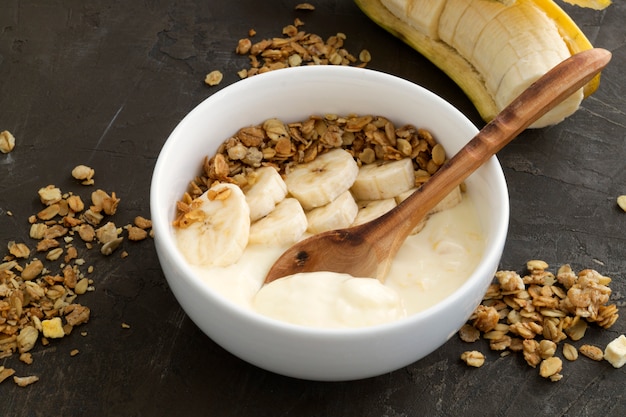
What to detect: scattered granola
<box><xmin>459</xmin><ymin>261</ymin><xmax>620</xmax><ymax>380</ymax></box>
<box><xmin>579</xmin><ymin>344</ymin><xmax>604</xmax><ymax>361</ymax></box>
<box><xmin>295</xmin><ymin>2</ymin><xmax>315</xmax><ymax>10</ymax></box>
<box><xmin>0</xmin><ymin>164</ymin><xmax>153</xmax><ymax>386</ymax></box>
<box><xmin>460</xmin><ymin>350</ymin><xmax>485</xmax><ymax>367</ymax></box>
<box><xmin>0</xmin><ymin>367</ymin><xmax>15</xmax><ymax>384</ymax></box>
<box><xmin>13</xmin><ymin>375</ymin><xmax>39</xmax><ymax>387</ymax></box>
<box><xmin>204</xmin><ymin>70</ymin><xmax>223</xmax><ymax>86</ymax></box>
<box><xmin>562</xmin><ymin>342</ymin><xmax>578</xmax><ymax>361</ymax></box>
<box><xmin>229</xmin><ymin>13</ymin><xmax>371</xmax><ymax>80</ymax></box>
<box><xmin>71</xmin><ymin>165</ymin><xmax>95</xmax><ymax>185</ymax></box>
<box><xmin>0</xmin><ymin>130</ymin><xmax>16</xmax><ymax>154</ymax></box>
<box><xmin>539</xmin><ymin>356</ymin><xmax>563</xmax><ymax>381</ymax></box>
<box><xmin>174</xmin><ymin>114</ymin><xmax>446</xmax><ymax>227</ymax></box>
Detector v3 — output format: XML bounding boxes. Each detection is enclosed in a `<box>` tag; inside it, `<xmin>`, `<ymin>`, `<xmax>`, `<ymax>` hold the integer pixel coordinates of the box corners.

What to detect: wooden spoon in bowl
<box><xmin>264</xmin><ymin>48</ymin><xmax>612</xmax><ymax>284</ymax></box>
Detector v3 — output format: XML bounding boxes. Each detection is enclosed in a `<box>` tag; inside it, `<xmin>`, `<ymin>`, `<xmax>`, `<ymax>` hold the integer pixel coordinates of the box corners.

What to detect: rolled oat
<box><xmin>460</xmin><ymin>350</ymin><xmax>485</xmax><ymax>367</ymax></box>
<box><xmin>0</xmin><ymin>130</ymin><xmax>16</xmax><ymax>154</ymax></box>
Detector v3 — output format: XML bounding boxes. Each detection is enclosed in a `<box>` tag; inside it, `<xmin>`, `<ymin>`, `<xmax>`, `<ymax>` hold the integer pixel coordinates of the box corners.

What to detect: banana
<box><xmin>175</xmin><ymin>183</ymin><xmax>250</xmax><ymax>267</ymax></box>
<box><xmin>284</xmin><ymin>148</ymin><xmax>359</xmax><ymax>210</ymax></box>
<box><xmin>248</xmin><ymin>197</ymin><xmax>308</xmax><ymax>246</ymax></box>
<box><xmin>395</xmin><ymin>185</ymin><xmax>463</xmax><ymax>234</ymax></box>
<box><xmin>352</xmin><ymin>198</ymin><xmax>397</xmax><ymax>226</ymax></box>
<box><xmin>350</xmin><ymin>158</ymin><xmax>415</xmax><ymax>201</ymax></box>
<box><xmin>395</xmin><ymin>184</ymin><xmax>463</xmax><ymax>214</ymax></box>
<box><xmin>306</xmin><ymin>190</ymin><xmax>359</xmax><ymax>234</ymax></box>
<box><xmin>243</xmin><ymin>166</ymin><xmax>288</xmax><ymax>221</ymax></box>
<box><xmin>355</xmin><ymin>0</ymin><xmax>606</xmax><ymax>128</ymax></box>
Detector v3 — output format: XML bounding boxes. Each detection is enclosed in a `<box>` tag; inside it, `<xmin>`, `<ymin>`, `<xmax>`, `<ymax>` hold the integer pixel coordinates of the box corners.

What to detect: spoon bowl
<box><xmin>265</xmin><ymin>48</ymin><xmax>611</xmax><ymax>284</ymax></box>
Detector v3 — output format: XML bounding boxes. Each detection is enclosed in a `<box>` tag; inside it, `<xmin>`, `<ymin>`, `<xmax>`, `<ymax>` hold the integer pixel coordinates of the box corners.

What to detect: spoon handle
<box><xmin>368</xmin><ymin>48</ymin><xmax>612</xmax><ymax>267</ymax></box>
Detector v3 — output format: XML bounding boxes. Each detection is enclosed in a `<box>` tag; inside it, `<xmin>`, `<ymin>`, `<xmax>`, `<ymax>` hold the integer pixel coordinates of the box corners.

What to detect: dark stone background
<box><xmin>0</xmin><ymin>1</ymin><xmax>624</xmax><ymax>416</ymax></box>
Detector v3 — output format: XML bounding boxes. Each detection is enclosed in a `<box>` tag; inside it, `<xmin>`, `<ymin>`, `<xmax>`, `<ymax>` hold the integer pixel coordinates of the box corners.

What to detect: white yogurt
<box><xmin>187</xmin><ymin>195</ymin><xmax>484</xmax><ymax>328</ymax></box>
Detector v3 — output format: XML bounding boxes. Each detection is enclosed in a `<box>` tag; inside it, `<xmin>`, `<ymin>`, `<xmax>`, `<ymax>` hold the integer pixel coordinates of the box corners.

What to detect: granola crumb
<box><xmin>579</xmin><ymin>344</ymin><xmax>604</xmax><ymax>361</ymax></box>
<box><xmin>121</xmin><ymin>322</ymin><xmax>131</xmax><ymax>329</ymax></box>
<box><xmin>13</xmin><ymin>375</ymin><xmax>39</xmax><ymax>387</ymax></box>
<box><xmin>460</xmin><ymin>350</ymin><xmax>485</xmax><ymax>367</ymax></box>
<box><xmin>0</xmin><ymin>130</ymin><xmax>16</xmax><ymax>153</ymax></box>
<box><xmin>0</xmin><ymin>367</ymin><xmax>16</xmax><ymax>384</ymax></box>
<box><xmin>295</xmin><ymin>2</ymin><xmax>315</xmax><ymax>10</ymax></box>
<box><xmin>204</xmin><ymin>70</ymin><xmax>223</xmax><ymax>86</ymax></box>
<box><xmin>19</xmin><ymin>353</ymin><xmax>33</xmax><ymax>365</ymax></box>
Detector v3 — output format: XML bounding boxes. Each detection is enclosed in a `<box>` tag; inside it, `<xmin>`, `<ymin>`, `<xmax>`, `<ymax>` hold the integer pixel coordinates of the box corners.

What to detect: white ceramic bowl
<box><xmin>151</xmin><ymin>65</ymin><xmax>509</xmax><ymax>381</ymax></box>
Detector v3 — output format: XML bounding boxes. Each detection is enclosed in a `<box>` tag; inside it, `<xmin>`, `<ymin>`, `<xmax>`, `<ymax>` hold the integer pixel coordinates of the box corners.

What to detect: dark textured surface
<box><xmin>1</xmin><ymin>1</ymin><xmax>625</xmax><ymax>416</ymax></box>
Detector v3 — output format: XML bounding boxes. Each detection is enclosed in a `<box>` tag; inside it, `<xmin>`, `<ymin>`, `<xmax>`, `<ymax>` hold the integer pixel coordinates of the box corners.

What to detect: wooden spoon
<box><xmin>265</xmin><ymin>48</ymin><xmax>612</xmax><ymax>284</ymax></box>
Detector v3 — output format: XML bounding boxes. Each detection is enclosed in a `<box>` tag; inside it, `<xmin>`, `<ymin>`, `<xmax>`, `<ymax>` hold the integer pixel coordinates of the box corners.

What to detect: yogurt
<box><xmin>187</xmin><ymin>195</ymin><xmax>484</xmax><ymax>328</ymax></box>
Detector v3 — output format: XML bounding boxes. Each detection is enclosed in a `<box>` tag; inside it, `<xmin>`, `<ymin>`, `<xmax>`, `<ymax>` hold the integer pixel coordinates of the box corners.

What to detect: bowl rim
<box><xmin>151</xmin><ymin>65</ymin><xmax>509</xmax><ymax>336</ymax></box>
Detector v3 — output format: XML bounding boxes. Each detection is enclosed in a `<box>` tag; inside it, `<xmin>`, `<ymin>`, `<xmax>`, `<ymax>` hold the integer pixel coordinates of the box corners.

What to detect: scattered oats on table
<box><xmin>0</xmin><ymin>163</ymin><xmax>154</xmax><ymax>386</ymax></box>
<box><xmin>71</xmin><ymin>164</ymin><xmax>95</xmax><ymax>185</ymax></box>
<box><xmin>458</xmin><ymin>260</ymin><xmax>620</xmax><ymax>381</ymax></box>
<box><xmin>460</xmin><ymin>350</ymin><xmax>485</xmax><ymax>367</ymax></box>
<box><xmin>204</xmin><ymin>70</ymin><xmax>223</xmax><ymax>86</ymax></box>
<box><xmin>13</xmin><ymin>375</ymin><xmax>39</xmax><ymax>387</ymax></box>
<box><xmin>228</xmin><ymin>14</ymin><xmax>371</xmax><ymax>81</ymax></box>
<box><xmin>0</xmin><ymin>130</ymin><xmax>16</xmax><ymax>153</ymax></box>
<box><xmin>295</xmin><ymin>2</ymin><xmax>315</xmax><ymax>10</ymax></box>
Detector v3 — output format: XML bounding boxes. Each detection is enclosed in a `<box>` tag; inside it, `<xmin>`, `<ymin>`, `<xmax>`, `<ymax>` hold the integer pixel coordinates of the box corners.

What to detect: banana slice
<box><xmin>352</xmin><ymin>198</ymin><xmax>397</xmax><ymax>226</ymax></box>
<box><xmin>243</xmin><ymin>166</ymin><xmax>288</xmax><ymax>221</ymax></box>
<box><xmin>306</xmin><ymin>190</ymin><xmax>359</xmax><ymax>234</ymax></box>
<box><xmin>395</xmin><ymin>185</ymin><xmax>463</xmax><ymax>234</ymax></box>
<box><xmin>350</xmin><ymin>158</ymin><xmax>415</xmax><ymax>201</ymax></box>
<box><xmin>285</xmin><ymin>148</ymin><xmax>359</xmax><ymax>210</ymax></box>
<box><xmin>249</xmin><ymin>198</ymin><xmax>308</xmax><ymax>246</ymax></box>
<box><xmin>395</xmin><ymin>184</ymin><xmax>463</xmax><ymax>213</ymax></box>
<box><xmin>175</xmin><ymin>183</ymin><xmax>250</xmax><ymax>267</ymax></box>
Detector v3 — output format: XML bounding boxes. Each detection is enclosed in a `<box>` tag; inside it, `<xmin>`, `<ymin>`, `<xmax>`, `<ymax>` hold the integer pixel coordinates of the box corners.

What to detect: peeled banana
<box><xmin>355</xmin><ymin>0</ymin><xmax>608</xmax><ymax>128</ymax></box>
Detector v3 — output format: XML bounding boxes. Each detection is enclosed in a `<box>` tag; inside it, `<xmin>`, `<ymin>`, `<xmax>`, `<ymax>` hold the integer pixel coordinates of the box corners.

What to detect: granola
<box><xmin>175</xmin><ymin>115</ymin><xmax>446</xmax><ymax>227</ymax></box>
<box><xmin>231</xmin><ymin>17</ymin><xmax>370</xmax><ymax>80</ymax></box>
<box><xmin>0</xmin><ymin>164</ymin><xmax>154</xmax><ymax>386</ymax></box>
<box><xmin>459</xmin><ymin>261</ymin><xmax>619</xmax><ymax>380</ymax></box>
<box><xmin>0</xmin><ymin>130</ymin><xmax>16</xmax><ymax>154</ymax></box>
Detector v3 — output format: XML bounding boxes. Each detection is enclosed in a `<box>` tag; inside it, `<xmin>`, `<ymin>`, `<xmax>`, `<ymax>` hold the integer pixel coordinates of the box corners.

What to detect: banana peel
<box><xmin>355</xmin><ymin>0</ymin><xmax>604</xmax><ymax>125</ymax></box>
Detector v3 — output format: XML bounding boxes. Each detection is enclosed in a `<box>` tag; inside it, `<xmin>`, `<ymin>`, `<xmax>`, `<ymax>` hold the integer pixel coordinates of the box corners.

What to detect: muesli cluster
<box><xmin>0</xmin><ymin>165</ymin><xmax>153</xmax><ymax>387</ymax></box>
<box><xmin>204</xmin><ymin>4</ymin><xmax>371</xmax><ymax>86</ymax></box>
<box><xmin>459</xmin><ymin>260</ymin><xmax>621</xmax><ymax>381</ymax></box>
<box><xmin>175</xmin><ymin>114</ymin><xmax>446</xmax><ymax>224</ymax></box>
